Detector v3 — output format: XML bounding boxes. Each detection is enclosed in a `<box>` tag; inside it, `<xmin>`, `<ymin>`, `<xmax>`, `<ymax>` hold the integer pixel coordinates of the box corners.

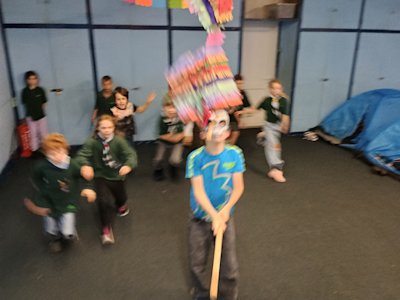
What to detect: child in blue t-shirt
<box><xmin>186</xmin><ymin>110</ymin><xmax>245</xmax><ymax>300</ymax></box>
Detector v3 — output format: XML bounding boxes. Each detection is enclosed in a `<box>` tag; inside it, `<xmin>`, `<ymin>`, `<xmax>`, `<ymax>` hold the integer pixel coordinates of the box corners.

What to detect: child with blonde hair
<box><xmin>153</xmin><ymin>95</ymin><xmax>185</xmax><ymax>181</ymax></box>
<box><xmin>243</xmin><ymin>79</ymin><xmax>290</xmax><ymax>182</ymax></box>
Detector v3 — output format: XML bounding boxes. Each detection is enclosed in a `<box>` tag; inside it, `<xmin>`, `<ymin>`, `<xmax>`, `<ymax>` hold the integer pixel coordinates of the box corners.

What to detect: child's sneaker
<box><xmin>101</xmin><ymin>227</ymin><xmax>115</xmax><ymax>245</ymax></box>
<box><xmin>169</xmin><ymin>164</ymin><xmax>179</xmax><ymax>181</ymax></box>
<box><xmin>48</xmin><ymin>240</ymin><xmax>62</xmax><ymax>253</ymax></box>
<box><xmin>267</xmin><ymin>169</ymin><xmax>286</xmax><ymax>183</ymax></box>
<box><xmin>153</xmin><ymin>168</ymin><xmax>165</xmax><ymax>181</ymax></box>
<box><xmin>117</xmin><ymin>204</ymin><xmax>130</xmax><ymax>217</ymax></box>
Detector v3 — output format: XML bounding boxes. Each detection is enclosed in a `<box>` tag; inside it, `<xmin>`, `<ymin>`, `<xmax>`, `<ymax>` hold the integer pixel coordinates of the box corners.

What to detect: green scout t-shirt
<box><xmin>257</xmin><ymin>96</ymin><xmax>289</xmax><ymax>124</ymax></box>
<box><xmin>22</xmin><ymin>86</ymin><xmax>47</xmax><ymax>120</ymax></box>
<box><xmin>95</xmin><ymin>91</ymin><xmax>115</xmax><ymax>116</ymax></box>
<box><xmin>31</xmin><ymin>158</ymin><xmax>93</xmax><ymax>218</ymax></box>
<box><xmin>158</xmin><ymin>115</ymin><xmax>184</xmax><ymax>145</ymax></box>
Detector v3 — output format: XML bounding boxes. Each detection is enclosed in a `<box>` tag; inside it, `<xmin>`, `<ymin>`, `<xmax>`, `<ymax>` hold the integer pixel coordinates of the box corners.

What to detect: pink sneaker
<box><xmin>117</xmin><ymin>204</ymin><xmax>130</xmax><ymax>217</ymax></box>
<box><xmin>267</xmin><ymin>169</ymin><xmax>286</xmax><ymax>183</ymax></box>
<box><xmin>101</xmin><ymin>227</ymin><xmax>115</xmax><ymax>245</ymax></box>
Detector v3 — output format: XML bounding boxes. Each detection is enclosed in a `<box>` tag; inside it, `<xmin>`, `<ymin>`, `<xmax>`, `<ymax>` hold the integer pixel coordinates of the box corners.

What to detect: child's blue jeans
<box><xmin>43</xmin><ymin>212</ymin><xmax>76</xmax><ymax>240</ymax></box>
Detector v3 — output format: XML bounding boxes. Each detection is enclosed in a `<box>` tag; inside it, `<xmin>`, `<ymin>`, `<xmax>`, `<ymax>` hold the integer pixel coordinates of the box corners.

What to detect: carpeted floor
<box><xmin>0</xmin><ymin>128</ymin><xmax>399</xmax><ymax>300</ymax></box>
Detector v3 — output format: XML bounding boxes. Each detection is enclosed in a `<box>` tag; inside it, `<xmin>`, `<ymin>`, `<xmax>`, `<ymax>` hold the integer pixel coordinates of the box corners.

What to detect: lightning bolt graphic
<box><xmin>202</xmin><ymin>160</ymin><xmax>232</xmax><ymax>207</ymax></box>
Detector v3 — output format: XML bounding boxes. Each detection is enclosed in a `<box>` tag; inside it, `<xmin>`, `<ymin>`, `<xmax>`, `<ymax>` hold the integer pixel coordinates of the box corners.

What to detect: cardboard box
<box><xmin>264</xmin><ymin>3</ymin><xmax>297</xmax><ymax>19</ymax></box>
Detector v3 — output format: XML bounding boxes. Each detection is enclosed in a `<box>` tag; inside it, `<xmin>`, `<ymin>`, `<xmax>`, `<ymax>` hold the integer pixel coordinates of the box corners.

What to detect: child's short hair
<box><xmin>41</xmin><ymin>133</ymin><xmax>69</xmax><ymax>153</ymax></box>
<box><xmin>25</xmin><ymin>70</ymin><xmax>38</xmax><ymax>81</ymax></box>
<box><xmin>162</xmin><ymin>95</ymin><xmax>174</xmax><ymax>107</ymax></box>
<box><xmin>114</xmin><ymin>86</ymin><xmax>129</xmax><ymax>99</ymax></box>
<box><xmin>96</xmin><ymin>115</ymin><xmax>117</xmax><ymax>131</ymax></box>
<box><xmin>234</xmin><ymin>74</ymin><xmax>243</xmax><ymax>81</ymax></box>
<box><xmin>268</xmin><ymin>78</ymin><xmax>283</xmax><ymax>88</ymax></box>
<box><xmin>101</xmin><ymin>75</ymin><xmax>112</xmax><ymax>82</ymax></box>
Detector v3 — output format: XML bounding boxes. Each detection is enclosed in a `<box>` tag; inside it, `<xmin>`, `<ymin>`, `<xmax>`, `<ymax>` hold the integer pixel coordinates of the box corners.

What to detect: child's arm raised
<box><xmin>135</xmin><ymin>91</ymin><xmax>157</xmax><ymax>113</ymax></box>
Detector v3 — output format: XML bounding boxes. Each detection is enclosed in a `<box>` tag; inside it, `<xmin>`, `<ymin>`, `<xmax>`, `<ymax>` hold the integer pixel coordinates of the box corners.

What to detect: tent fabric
<box><xmin>312</xmin><ymin>89</ymin><xmax>400</xmax><ymax>175</ymax></box>
<box><xmin>318</xmin><ymin>89</ymin><xmax>400</xmax><ymax>140</ymax></box>
<box><xmin>353</xmin><ymin>94</ymin><xmax>400</xmax><ymax>151</ymax></box>
<box><xmin>364</xmin><ymin>120</ymin><xmax>400</xmax><ymax>175</ymax></box>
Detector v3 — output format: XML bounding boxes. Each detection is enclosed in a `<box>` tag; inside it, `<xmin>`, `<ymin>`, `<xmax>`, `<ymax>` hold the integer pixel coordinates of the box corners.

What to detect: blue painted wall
<box><xmin>0</xmin><ymin>0</ymin><xmax>242</xmax><ymax>143</ymax></box>
<box><xmin>279</xmin><ymin>0</ymin><xmax>400</xmax><ymax>132</ymax></box>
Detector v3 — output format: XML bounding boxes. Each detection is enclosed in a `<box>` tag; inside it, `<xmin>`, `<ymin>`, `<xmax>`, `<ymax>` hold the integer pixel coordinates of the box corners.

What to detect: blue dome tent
<box><xmin>308</xmin><ymin>89</ymin><xmax>400</xmax><ymax>175</ymax></box>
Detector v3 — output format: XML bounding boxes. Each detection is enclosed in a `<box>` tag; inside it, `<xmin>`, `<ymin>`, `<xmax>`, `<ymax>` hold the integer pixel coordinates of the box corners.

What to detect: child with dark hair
<box><xmin>77</xmin><ymin>115</ymin><xmax>137</xmax><ymax>245</ymax></box>
<box><xmin>21</xmin><ymin>70</ymin><xmax>48</xmax><ymax>153</ymax></box>
<box><xmin>110</xmin><ymin>86</ymin><xmax>156</xmax><ymax>143</ymax></box>
<box><xmin>226</xmin><ymin>74</ymin><xmax>251</xmax><ymax>145</ymax></box>
<box><xmin>91</xmin><ymin>75</ymin><xmax>115</xmax><ymax>123</ymax></box>
<box><xmin>24</xmin><ymin>133</ymin><xmax>96</xmax><ymax>253</ymax></box>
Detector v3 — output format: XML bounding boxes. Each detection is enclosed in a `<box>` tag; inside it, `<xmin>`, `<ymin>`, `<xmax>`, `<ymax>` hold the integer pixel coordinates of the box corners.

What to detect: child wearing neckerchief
<box><xmin>77</xmin><ymin>115</ymin><xmax>137</xmax><ymax>245</ymax></box>
<box><xmin>24</xmin><ymin>133</ymin><xmax>96</xmax><ymax>253</ymax></box>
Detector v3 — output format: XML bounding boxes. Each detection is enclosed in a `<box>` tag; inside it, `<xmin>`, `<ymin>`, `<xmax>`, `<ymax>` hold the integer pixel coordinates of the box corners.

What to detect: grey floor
<box><xmin>0</xmin><ymin>129</ymin><xmax>399</xmax><ymax>300</ymax></box>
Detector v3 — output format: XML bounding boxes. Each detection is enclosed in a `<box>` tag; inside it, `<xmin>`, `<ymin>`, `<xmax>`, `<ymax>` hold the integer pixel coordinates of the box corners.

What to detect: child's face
<box><xmin>203</xmin><ymin>111</ymin><xmax>230</xmax><ymax>143</ymax></box>
<box><xmin>98</xmin><ymin>119</ymin><xmax>115</xmax><ymax>138</ymax></box>
<box><xmin>164</xmin><ymin>104</ymin><xmax>177</xmax><ymax>118</ymax></box>
<box><xmin>235</xmin><ymin>79</ymin><xmax>244</xmax><ymax>90</ymax></box>
<box><xmin>115</xmin><ymin>92</ymin><xmax>128</xmax><ymax>109</ymax></box>
<box><xmin>45</xmin><ymin>148</ymin><xmax>68</xmax><ymax>164</ymax></box>
<box><xmin>102</xmin><ymin>80</ymin><xmax>113</xmax><ymax>93</ymax></box>
<box><xmin>270</xmin><ymin>82</ymin><xmax>283</xmax><ymax>98</ymax></box>
<box><xmin>27</xmin><ymin>75</ymin><xmax>38</xmax><ymax>88</ymax></box>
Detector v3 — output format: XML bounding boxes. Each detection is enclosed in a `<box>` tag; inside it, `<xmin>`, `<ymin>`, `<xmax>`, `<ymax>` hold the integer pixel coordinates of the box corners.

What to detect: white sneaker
<box><xmin>101</xmin><ymin>227</ymin><xmax>115</xmax><ymax>245</ymax></box>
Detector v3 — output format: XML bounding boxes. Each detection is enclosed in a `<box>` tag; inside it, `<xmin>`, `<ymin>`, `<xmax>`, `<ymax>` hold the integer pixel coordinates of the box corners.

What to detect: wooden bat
<box><xmin>210</xmin><ymin>229</ymin><xmax>224</xmax><ymax>300</ymax></box>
